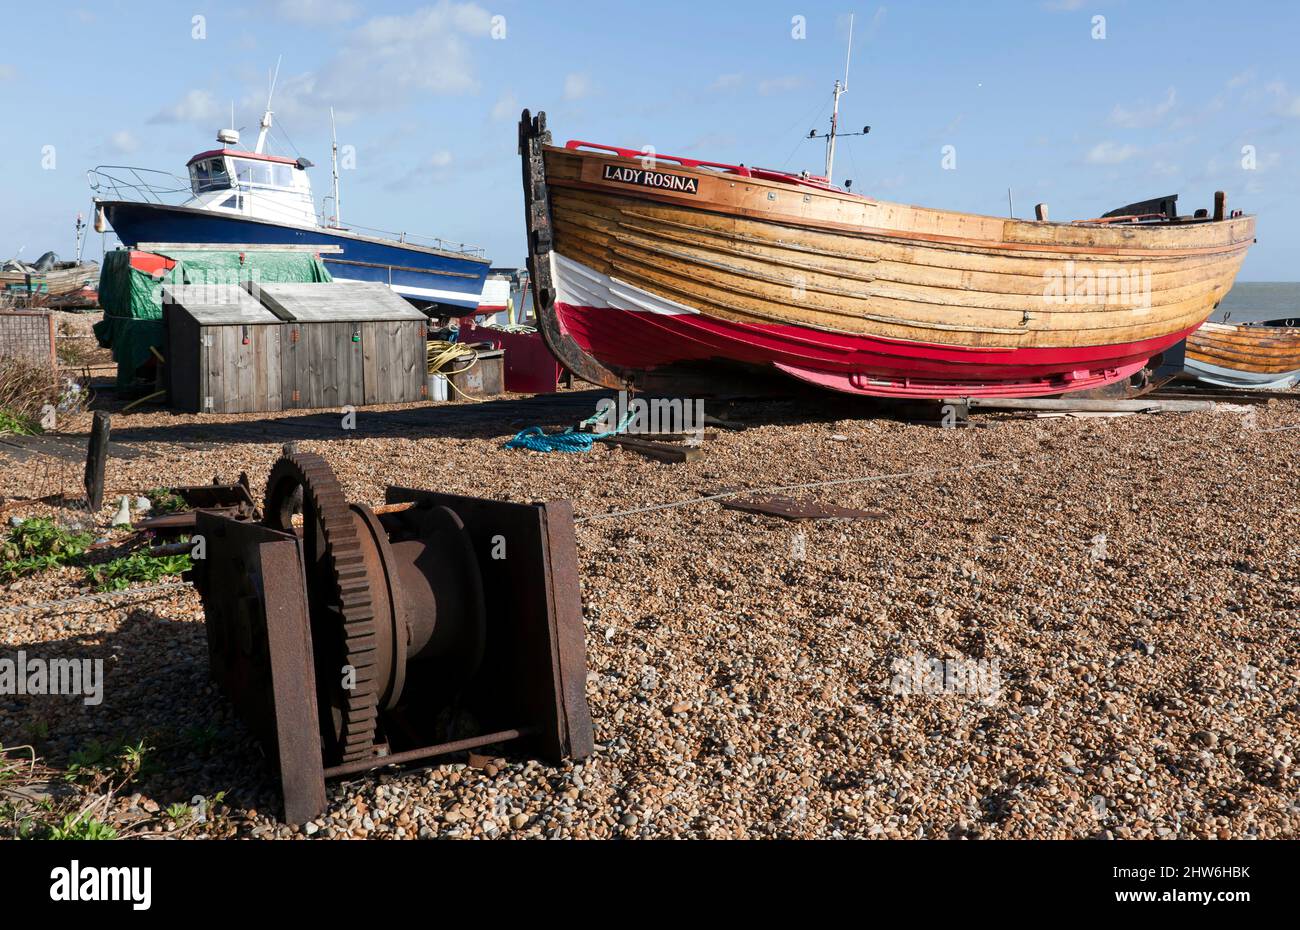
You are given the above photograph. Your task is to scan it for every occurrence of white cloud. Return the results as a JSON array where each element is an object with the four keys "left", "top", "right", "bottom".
[
  {"left": 388, "top": 149, "right": 456, "bottom": 189},
  {"left": 563, "top": 73, "right": 594, "bottom": 101},
  {"left": 108, "top": 130, "right": 139, "bottom": 154},
  {"left": 149, "top": 89, "right": 224, "bottom": 125},
  {"left": 709, "top": 73, "right": 745, "bottom": 93},
  {"left": 1086, "top": 142, "right": 1139, "bottom": 165},
  {"left": 148, "top": 3, "right": 493, "bottom": 133},
  {"left": 491, "top": 90, "right": 518, "bottom": 121},
  {"left": 1110, "top": 87, "right": 1176, "bottom": 128},
  {"left": 1265, "top": 81, "right": 1300, "bottom": 118},
  {"left": 304, "top": 2, "right": 494, "bottom": 115},
  {"left": 758, "top": 76, "right": 807, "bottom": 96},
  {"left": 275, "top": 0, "right": 361, "bottom": 23}
]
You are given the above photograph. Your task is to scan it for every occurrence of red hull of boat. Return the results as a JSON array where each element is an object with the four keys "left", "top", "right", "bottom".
[{"left": 555, "top": 302, "right": 1194, "bottom": 398}]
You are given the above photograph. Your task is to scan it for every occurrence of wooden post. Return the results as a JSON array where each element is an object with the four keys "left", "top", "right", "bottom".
[
  {"left": 46, "top": 312, "right": 57, "bottom": 372},
  {"left": 84, "top": 411, "right": 110, "bottom": 512},
  {"left": 1034, "top": 203, "right": 1049, "bottom": 222},
  {"left": 1214, "top": 191, "right": 1226, "bottom": 222}
]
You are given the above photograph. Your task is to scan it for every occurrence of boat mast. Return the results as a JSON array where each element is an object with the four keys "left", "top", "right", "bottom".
[
  {"left": 330, "top": 106, "right": 341, "bottom": 227},
  {"left": 74, "top": 212, "right": 86, "bottom": 263},
  {"left": 825, "top": 14, "right": 854, "bottom": 184},
  {"left": 809, "top": 15, "right": 868, "bottom": 186},
  {"left": 255, "top": 57, "right": 282, "bottom": 155}
]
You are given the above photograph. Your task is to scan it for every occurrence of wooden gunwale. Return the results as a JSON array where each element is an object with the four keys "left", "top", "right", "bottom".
[
  {"left": 552, "top": 145, "right": 1256, "bottom": 243},
  {"left": 553, "top": 192, "right": 1244, "bottom": 278},
  {"left": 544, "top": 154, "right": 1255, "bottom": 259}
]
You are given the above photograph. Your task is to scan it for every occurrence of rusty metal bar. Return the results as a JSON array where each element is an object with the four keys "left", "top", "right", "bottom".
[{"left": 322, "top": 728, "right": 534, "bottom": 779}]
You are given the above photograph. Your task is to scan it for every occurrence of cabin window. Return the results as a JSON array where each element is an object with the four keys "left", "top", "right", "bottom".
[
  {"left": 232, "top": 157, "right": 292, "bottom": 189},
  {"left": 190, "top": 158, "right": 231, "bottom": 194},
  {"left": 218, "top": 194, "right": 243, "bottom": 210}
]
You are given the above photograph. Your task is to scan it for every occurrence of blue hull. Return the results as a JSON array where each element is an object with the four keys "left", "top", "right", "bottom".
[{"left": 101, "top": 201, "right": 490, "bottom": 311}]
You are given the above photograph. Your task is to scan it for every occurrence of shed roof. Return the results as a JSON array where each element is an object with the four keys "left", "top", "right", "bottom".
[
  {"left": 250, "top": 281, "right": 429, "bottom": 323},
  {"left": 162, "top": 284, "right": 281, "bottom": 325}
]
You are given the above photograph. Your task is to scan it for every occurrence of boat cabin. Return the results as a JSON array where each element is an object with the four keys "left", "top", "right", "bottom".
[{"left": 184, "top": 131, "right": 317, "bottom": 226}]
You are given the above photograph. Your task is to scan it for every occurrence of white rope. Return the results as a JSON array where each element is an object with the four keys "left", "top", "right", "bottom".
[
  {"left": 575, "top": 460, "right": 1011, "bottom": 524},
  {"left": 0, "top": 581, "right": 192, "bottom": 618}
]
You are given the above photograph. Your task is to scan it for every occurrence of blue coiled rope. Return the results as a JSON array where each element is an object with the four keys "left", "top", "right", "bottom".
[{"left": 504, "top": 411, "right": 634, "bottom": 453}]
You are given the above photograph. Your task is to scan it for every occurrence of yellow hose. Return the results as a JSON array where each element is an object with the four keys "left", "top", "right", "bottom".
[
  {"left": 426, "top": 340, "right": 482, "bottom": 402},
  {"left": 122, "top": 389, "right": 165, "bottom": 412}
]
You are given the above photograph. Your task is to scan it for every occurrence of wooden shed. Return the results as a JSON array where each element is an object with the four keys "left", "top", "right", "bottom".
[
  {"left": 254, "top": 282, "right": 428, "bottom": 409},
  {"left": 163, "top": 285, "right": 283, "bottom": 414}
]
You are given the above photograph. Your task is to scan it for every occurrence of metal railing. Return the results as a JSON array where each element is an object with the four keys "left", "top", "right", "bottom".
[
  {"left": 329, "top": 219, "right": 486, "bottom": 257},
  {"left": 87, "top": 165, "right": 487, "bottom": 258},
  {"left": 87, "top": 165, "right": 192, "bottom": 204}
]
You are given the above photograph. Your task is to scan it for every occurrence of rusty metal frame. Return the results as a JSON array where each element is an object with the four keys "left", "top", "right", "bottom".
[
  {"left": 194, "top": 483, "right": 594, "bottom": 824},
  {"left": 385, "top": 488, "right": 594, "bottom": 763},
  {"left": 193, "top": 513, "right": 326, "bottom": 823}
]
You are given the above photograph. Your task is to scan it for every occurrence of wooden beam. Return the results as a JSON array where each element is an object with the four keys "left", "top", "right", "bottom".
[
  {"left": 596, "top": 435, "right": 703, "bottom": 462},
  {"left": 83, "top": 411, "right": 110, "bottom": 512},
  {"left": 953, "top": 396, "right": 1219, "bottom": 414}
]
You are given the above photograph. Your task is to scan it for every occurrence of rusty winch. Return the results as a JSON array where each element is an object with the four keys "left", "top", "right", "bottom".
[{"left": 190, "top": 451, "right": 593, "bottom": 823}]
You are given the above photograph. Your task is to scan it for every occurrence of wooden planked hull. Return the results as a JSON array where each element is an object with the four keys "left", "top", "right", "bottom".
[
  {"left": 1184, "top": 319, "right": 1300, "bottom": 389},
  {"left": 0, "top": 263, "right": 99, "bottom": 298},
  {"left": 519, "top": 111, "right": 1255, "bottom": 398}
]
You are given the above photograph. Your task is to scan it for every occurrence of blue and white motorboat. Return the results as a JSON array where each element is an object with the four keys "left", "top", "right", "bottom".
[{"left": 89, "top": 100, "right": 490, "bottom": 314}]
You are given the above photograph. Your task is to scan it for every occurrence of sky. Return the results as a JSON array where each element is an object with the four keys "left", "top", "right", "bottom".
[{"left": 1, "top": 0, "right": 1298, "bottom": 278}]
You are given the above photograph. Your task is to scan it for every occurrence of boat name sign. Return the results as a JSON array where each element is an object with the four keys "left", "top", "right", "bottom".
[{"left": 602, "top": 164, "right": 700, "bottom": 195}]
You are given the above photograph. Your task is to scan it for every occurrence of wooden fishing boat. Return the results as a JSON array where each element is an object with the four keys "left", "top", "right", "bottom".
[
  {"left": 1184, "top": 317, "right": 1300, "bottom": 390},
  {"left": 518, "top": 112, "right": 1255, "bottom": 398},
  {"left": 0, "top": 261, "right": 99, "bottom": 299}
]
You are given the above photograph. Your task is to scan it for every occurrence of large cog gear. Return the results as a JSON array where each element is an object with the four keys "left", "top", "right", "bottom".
[{"left": 263, "top": 452, "right": 379, "bottom": 764}]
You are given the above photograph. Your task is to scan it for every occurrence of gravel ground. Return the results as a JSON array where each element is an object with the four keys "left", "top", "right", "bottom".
[{"left": 1, "top": 390, "right": 1298, "bottom": 839}]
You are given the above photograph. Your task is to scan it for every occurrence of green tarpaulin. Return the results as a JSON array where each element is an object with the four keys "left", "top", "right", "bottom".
[{"left": 93, "top": 248, "right": 332, "bottom": 388}]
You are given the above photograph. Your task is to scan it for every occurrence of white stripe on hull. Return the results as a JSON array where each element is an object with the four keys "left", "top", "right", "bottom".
[
  {"left": 1184, "top": 356, "right": 1300, "bottom": 390},
  {"left": 332, "top": 275, "right": 480, "bottom": 306},
  {"left": 552, "top": 253, "right": 699, "bottom": 315}
]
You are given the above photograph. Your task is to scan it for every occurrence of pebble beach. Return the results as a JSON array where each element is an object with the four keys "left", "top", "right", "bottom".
[{"left": 2, "top": 392, "right": 1298, "bottom": 839}]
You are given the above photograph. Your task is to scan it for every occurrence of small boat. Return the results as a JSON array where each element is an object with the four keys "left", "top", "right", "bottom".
[
  {"left": 89, "top": 79, "right": 490, "bottom": 315},
  {"left": 1, "top": 254, "right": 99, "bottom": 299},
  {"left": 1184, "top": 317, "right": 1300, "bottom": 390}
]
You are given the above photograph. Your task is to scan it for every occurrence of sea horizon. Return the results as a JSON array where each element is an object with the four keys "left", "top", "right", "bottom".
[{"left": 1211, "top": 281, "right": 1299, "bottom": 323}]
